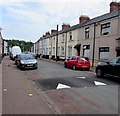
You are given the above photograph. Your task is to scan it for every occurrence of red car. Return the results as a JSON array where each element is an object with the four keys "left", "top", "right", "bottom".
[{"left": 64, "top": 56, "right": 90, "bottom": 70}]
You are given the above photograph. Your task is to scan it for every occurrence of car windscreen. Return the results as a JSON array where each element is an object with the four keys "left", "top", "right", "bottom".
[
  {"left": 78, "top": 57, "right": 89, "bottom": 61},
  {"left": 21, "top": 54, "right": 34, "bottom": 60}
]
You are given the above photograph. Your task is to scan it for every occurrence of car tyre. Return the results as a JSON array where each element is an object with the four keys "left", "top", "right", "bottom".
[
  {"left": 96, "top": 68, "right": 104, "bottom": 78},
  {"left": 73, "top": 65, "right": 76, "bottom": 70}
]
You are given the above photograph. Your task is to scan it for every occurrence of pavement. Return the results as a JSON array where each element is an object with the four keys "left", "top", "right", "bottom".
[
  {"left": 2, "top": 56, "right": 57, "bottom": 114},
  {"left": 40, "top": 58, "right": 96, "bottom": 72}
]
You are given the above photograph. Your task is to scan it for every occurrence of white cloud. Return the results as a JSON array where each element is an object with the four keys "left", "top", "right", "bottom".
[{"left": 1, "top": 0, "right": 114, "bottom": 42}]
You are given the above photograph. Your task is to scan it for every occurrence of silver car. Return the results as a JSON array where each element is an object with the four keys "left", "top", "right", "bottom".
[{"left": 16, "top": 54, "right": 38, "bottom": 70}]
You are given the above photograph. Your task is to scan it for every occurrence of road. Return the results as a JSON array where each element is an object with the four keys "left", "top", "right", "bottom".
[{"left": 2, "top": 56, "right": 119, "bottom": 114}]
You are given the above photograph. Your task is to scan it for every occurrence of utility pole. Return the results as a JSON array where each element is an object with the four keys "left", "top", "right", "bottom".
[
  {"left": 92, "top": 22, "right": 96, "bottom": 67},
  {"left": 65, "top": 32, "right": 67, "bottom": 60},
  {"left": 56, "top": 25, "right": 58, "bottom": 62}
]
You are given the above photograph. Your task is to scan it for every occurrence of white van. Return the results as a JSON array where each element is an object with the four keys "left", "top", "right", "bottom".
[{"left": 10, "top": 46, "right": 21, "bottom": 60}]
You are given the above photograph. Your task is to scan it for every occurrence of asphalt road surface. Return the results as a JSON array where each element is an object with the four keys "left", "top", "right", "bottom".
[{"left": 2, "top": 57, "right": 120, "bottom": 114}]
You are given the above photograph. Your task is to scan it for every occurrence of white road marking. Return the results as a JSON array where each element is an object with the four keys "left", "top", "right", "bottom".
[
  {"left": 76, "top": 77, "right": 86, "bottom": 79},
  {"left": 56, "top": 83, "right": 71, "bottom": 89},
  {"left": 94, "top": 81, "right": 107, "bottom": 86},
  {"left": 28, "top": 93, "right": 33, "bottom": 97}
]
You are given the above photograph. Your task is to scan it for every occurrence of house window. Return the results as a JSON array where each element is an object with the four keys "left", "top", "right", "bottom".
[
  {"left": 46, "top": 48, "right": 48, "bottom": 55},
  {"left": 49, "top": 47, "right": 51, "bottom": 55},
  {"left": 62, "top": 34, "right": 65, "bottom": 43},
  {"left": 83, "top": 45, "right": 90, "bottom": 57},
  {"left": 49, "top": 39, "right": 51, "bottom": 45},
  {"left": 101, "top": 23, "right": 110, "bottom": 35},
  {"left": 68, "top": 45, "right": 72, "bottom": 57},
  {"left": 99, "top": 47, "right": 109, "bottom": 59},
  {"left": 58, "top": 47, "right": 60, "bottom": 56},
  {"left": 53, "top": 38, "right": 55, "bottom": 43},
  {"left": 61, "top": 46, "right": 64, "bottom": 56},
  {"left": 69, "top": 32, "right": 73, "bottom": 41},
  {"left": 53, "top": 47, "right": 55, "bottom": 55},
  {"left": 85, "top": 27, "right": 89, "bottom": 39}
]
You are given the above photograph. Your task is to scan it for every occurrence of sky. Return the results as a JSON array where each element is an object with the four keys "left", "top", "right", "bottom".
[{"left": 0, "top": 0, "right": 117, "bottom": 43}]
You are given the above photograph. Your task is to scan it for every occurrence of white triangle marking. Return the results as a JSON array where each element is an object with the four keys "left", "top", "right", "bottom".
[
  {"left": 94, "top": 81, "right": 107, "bottom": 86},
  {"left": 56, "top": 83, "right": 71, "bottom": 89},
  {"left": 76, "top": 77, "right": 86, "bottom": 79}
]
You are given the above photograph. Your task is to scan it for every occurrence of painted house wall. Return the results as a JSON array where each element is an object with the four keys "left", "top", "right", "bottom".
[
  {"left": 0, "top": 30, "right": 3, "bottom": 59},
  {"left": 78, "top": 15, "right": 120, "bottom": 66}
]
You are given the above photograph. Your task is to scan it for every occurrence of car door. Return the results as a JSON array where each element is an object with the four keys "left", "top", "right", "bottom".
[
  {"left": 70, "top": 56, "right": 76, "bottom": 67},
  {"left": 114, "top": 57, "right": 120, "bottom": 77},
  {"left": 107, "top": 57, "right": 118, "bottom": 76}
]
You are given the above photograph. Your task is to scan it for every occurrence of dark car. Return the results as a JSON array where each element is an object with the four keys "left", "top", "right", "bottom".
[
  {"left": 16, "top": 54, "right": 38, "bottom": 70},
  {"left": 96, "top": 57, "right": 120, "bottom": 78},
  {"left": 64, "top": 56, "right": 90, "bottom": 70}
]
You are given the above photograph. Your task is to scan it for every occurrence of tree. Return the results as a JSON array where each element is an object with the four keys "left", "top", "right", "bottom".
[{"left": 7, "top": 39, "right": 33, "bottom": 52}]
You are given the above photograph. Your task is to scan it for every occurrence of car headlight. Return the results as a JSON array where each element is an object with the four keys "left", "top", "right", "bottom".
[
  {"left": 21, "top": 60, "right": 25, "bottom": 64},
  {"left": 34, "top": 59, "right": 37, "bottom": 63},
  {"left": 97, "top": 62, "right": 101, "bottom": 65}
]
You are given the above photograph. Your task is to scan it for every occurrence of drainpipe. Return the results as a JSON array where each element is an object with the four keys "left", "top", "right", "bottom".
[
  {"left": 65, "top": 32, "right": 67, "bottom": 60},
  {"left": 56, "top": 25, "right": 58, "bottom": 62},
  {"left": 118, "top": 1, "right": 120, "bottom": 37},
  {"left": 92, "top": 22, "right": 96, "bottom": 67}
]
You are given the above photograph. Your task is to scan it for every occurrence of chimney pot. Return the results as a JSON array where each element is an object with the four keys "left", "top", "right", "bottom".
[
  {"left": 110, "top": 2, "right": 120, "bottom": 12},
  {"left": 51, "top": 29, "right": 57, "bottom": 34},
  {"left": 62, "top": 23, "right": 70, "bottom": 30},
  {"left": 79, "top": 15, "right": 90, "bottom": 24}
]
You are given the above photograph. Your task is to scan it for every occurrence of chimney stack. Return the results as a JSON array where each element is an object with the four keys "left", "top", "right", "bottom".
[
  {"left": 62, "top": 23, "right": 70, "bottom": 30},
  {"left": 79, "top": 15, "right": 90, "bottom": 24},
  {"left": 110, "top": 1, "right": 120, "bottom": 12},
  {"left": 46, "top": 31, "right": 50, "bottom": 37},
  {"left": 51, "top": 29, "right": 57, "bottom": 34}
]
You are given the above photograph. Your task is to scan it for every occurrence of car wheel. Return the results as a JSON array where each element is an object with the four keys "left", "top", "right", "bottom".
[
  {"left": 64, "top": 63, "right": 67, "bottom": 68},
  {"left": 86, "top": 68, "right": 90, "bottom": 71},
  {"left": 96, "top": 68, "right": 104, "bottom": 78},
  {"left": 73, "top": 65, "right": 76, "bottom": 70},
  {"left": 34, "top": 66, "right": 38, "bottom": 69}
]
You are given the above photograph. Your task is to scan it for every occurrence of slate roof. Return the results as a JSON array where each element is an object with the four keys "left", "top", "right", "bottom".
[{"left": 40, "top": 9, "right": 120, "bottom": 40}]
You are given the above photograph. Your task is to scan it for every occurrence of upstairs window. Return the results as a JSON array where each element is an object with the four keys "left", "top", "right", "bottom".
[
  {"left": 53, "top": 38, "right": 55, "bottom": 43},
  {"left": 101, "top": 23, "right": 110, "bottom": 35},
  {"left": 69, "top": 32, "right": 73, "bottom": 41},
  {"left": 68, "top": 45, "right": 72, "bottom": 57},
  {"left": 85, "top": 27, "right": 89, "bottom": 39},
  {"left": 61, "top": 46, "right": 64, "bottom": 56},
  {"left": 62, "top": 34, "right": 65, "bottom": 43}
]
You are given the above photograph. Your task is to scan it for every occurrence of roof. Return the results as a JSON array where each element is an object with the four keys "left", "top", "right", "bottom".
[
  {"left": 58, "top": 9, "right": 119, "bottom": 35},
  {"left": 38, "top": 9, "right": 120, "bottom": 41}
]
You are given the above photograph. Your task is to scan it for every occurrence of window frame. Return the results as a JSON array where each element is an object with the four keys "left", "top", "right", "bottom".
[
  {"left": 69, "top": 31, "right": 73, "bottom": 41},
  {"left": 101, "top": 22, "right": 110, "bottom": 36},
  {"left": 85, "top": 27, "right": 89, "bottom": 39},
  {"left": 99, "top": 47, "right": 109, "bottom": 59}
]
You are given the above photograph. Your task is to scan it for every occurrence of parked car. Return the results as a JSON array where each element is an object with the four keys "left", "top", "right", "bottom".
[
  {"left": 16, "top": 54, "right": 38, "bottom": 70},
  {"left": 64, "top": 56, "right": 90, "bottom": 70},
  {"left": 96, "top": 57, "right": 120, "bottom": 78},
  {"left": 29, "top": 52, "right": 37, "bottom": 59}
]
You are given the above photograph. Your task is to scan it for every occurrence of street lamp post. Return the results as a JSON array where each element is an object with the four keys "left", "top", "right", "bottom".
[
  {"left": 56, "top": 25, "right": 58, "bottom": 62},
  {"left": 92, "top": 22, "right": 96, "bottom": 67}
]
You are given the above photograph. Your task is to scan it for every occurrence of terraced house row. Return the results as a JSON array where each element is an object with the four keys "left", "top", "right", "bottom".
[
  {"left": 0, "top": 28, "right": 3, "bottom": 62},
  {"left": 32, "top": 1, "right": 120, "bottom": 66},
  {"left": 0, "top": 28, "right": 9, "bottom": 63}
]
